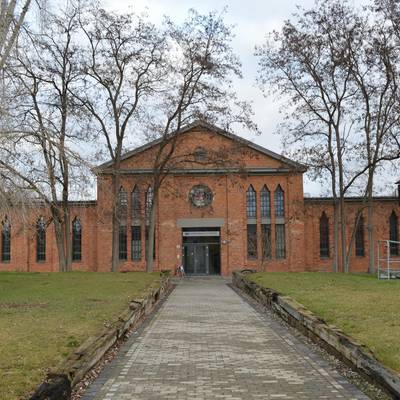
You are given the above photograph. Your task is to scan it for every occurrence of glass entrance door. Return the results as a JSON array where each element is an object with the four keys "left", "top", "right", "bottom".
[
  {"left": 183, "top": 244, "right": 209, "bottom": 275},
  {"left": 182, "top": 228, "right": 221, "bottom": 275}
]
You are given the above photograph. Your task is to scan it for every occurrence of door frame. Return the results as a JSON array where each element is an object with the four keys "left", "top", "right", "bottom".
[{"left": 182, "top": 228, "right": 221, "bottom": 275}]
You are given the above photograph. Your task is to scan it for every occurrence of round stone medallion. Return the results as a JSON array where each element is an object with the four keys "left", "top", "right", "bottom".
[{"left": 189, "top": 185, "right": 213, "bottom": 207}]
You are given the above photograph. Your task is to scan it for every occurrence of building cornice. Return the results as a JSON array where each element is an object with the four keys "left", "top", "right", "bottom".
[{"left": 98, "top": 167, "right": 300, "bottom": 176}]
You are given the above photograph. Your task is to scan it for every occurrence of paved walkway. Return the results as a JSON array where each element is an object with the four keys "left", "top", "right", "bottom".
[{"left": 82, "top": 277, "right": 369, "bottom": 400}]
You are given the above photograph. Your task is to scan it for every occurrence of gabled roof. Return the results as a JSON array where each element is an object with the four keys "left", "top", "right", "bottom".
[{"left": 96, "top": 120, "right": 307, "bottom": 172}]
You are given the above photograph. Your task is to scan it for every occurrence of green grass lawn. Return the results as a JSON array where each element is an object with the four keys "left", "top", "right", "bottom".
[
  {"left": 248, "top": 272, "right": 400, "bottom": 374},
  {"left": 0, "top": 272, "right": 162, "bottom": 400}
]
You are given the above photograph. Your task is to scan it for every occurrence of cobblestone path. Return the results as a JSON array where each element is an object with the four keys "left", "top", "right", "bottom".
[{"left": 82, "top": 277, "right": 369, "bottom": 400}]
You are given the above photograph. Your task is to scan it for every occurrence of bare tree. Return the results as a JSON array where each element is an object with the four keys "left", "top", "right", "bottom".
[
  {"left": 143, "top": 10, "right": 257, "bottom": 272},
  {"left": 256, "top": 1, "right": 360, "bottom": 272},
  {"left": 0, "top": 0, "right": 48, "bottom": 216},
  {"left": 0, "top": 3, "right": 87, "bottom": 271},
  {"left": 344, "top": 8, "right": 400, "bottom": 272},
  {"left": 74, "top": 5, "right": 166, "bottom": 272},
  {"left": 0, "top": 0, "right": 33, "bottom": 72},
  {"left": 256, "top": 0, "right": 400, "bottom": 273},
  {"left": 375, "top": 0, "right": 400, "bottom": 42}
]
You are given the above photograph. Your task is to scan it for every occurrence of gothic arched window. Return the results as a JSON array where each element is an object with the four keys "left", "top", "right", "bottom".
[
  {"left": 117, "top": 186, "right": 128, "bottom": 223},
  {"left": 274, "top": 185, "right": 285, "bottom": 218},
  {"left": 131, "top": 185, "right": 142, "bottom": 261},
  {"left": 117, "top": 187, "right": 128, "bottom": 260},
  {"left": 145, "top": 185, "right": 154, "bottom": 225},
  {"left": 1, "top": 216, "right": 11, "bottom": 262},
  {"left": 246, "top": 185, "right": 256, "bottom": 219},
  {"left": 132, "top": 185, "right": 141, "bottom": 221},
  {"left": 132, "top": 225, "right": 141, "bottom": 261},
  {"left": 37, "top": 217, "right": 46, "bottom": 262},
  {"left": 119, "top": 225, "right": 128, "bottom": 260},
  {"left": 261, "top": 224, "right": 271, "bottom": 260},
  {"left": 355, "top": 214, "right": 365, "bottom": 257},
  {"left": 275, "top": 224, "right": 286, "bottom": 259},
  {"left": 247, "top": 224, "right": 257, "bottom": 259},
  {"left": 274, "top": 185, "right": 285, "bottom": 258},
  {"left": 260, "top": 185, "right": 271, "bottom": 260},
  {"left": 389, "top": 211, "right": 399, "bottom": 256},
  {"left": 72, "top": 217, "right": 82, "bottom": 261},
  {"left": 319, "top": 212, "right": 329, "bottom": 258},
  {"left": 261, "top": 185, "right": 271, "bottom": 218}
]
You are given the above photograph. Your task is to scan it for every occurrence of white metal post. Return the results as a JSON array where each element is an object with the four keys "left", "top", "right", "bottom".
[
  {"left": 386, "top": 240, "right": 390, "bottom": 280},
  {"left": 378, "top": 240, "right": 381, "bottom": 279}
]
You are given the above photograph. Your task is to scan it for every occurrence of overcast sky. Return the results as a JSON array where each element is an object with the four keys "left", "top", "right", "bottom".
[{"left": 103, "top": 0, "right": 318, "bottom": 152}]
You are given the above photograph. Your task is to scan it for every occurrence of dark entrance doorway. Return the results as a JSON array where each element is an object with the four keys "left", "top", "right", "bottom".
[{"left": 182, "top": 228, "right": 221, "bottom": 275}]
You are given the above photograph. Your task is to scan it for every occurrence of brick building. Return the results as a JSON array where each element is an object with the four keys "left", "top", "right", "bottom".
[{"left": 1, "top": 122, "right": 399, "bottom": 275}]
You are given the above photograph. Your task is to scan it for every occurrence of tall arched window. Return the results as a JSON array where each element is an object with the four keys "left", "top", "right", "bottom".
[
  {"left": 119, "top": 225, "right": 128, "bottom": 260},
  {"left": 261, "top": 224, "right": 271, "bottom": 260},
  {"left": 117, "top": 187, "right": 128, "bottom": 222},
  {"left": 1, "top": 216, "right": 11, "bottom": 262},
  {"left": 260, "top": 185, "right": 270, "bottom": 218},
  {"left": 275, "top": 224, "right": 286, "bottom": 259},
  {"left": 246, "top": 185, "right": 257, "bottom": 258},
  {"left": 246, "top": 185, "right": 256, "bottom": 218},
  {"left": 131, "top": 185, "right": 142, "bottom": 261},
  {"left": 145, "top": 185, "right": 154, "bottom": 225},
  {"left": 72, "top": 217, "right": 82, "bottom": 261},
  {"left": 132, "top": 185, "right": 141, "bottom": 221},
  {"left": 247, "top": 224, "right": 257, "bottom": 259},
  {"left": 319, "top": 212, "right": 329, "bottom": 258},
  {"left": 36, "top": 217, "right": 46, "bottom": 262},
  {"left": 132, "top": 225, "right": 141, "bottom": 261},
  {"left": 355, "top": 214, "right": 365, "bottom": 257},
  {"left": 274, "top": 185, "right": 285, "bottom": 218},
  {"left": 261, "top": 186, "right": 271, "bottom": 260},
  {"left": 389, "top": 211, "right": 399, "bottom": 256},
  {"left": 274, "top": 185, "right": 285, "bottom": 258}
]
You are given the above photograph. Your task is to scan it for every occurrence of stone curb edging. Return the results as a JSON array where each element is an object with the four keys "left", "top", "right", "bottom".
[
  {"left": 29, "top": 275, "right": 172, "bottom": 400},
  {"left": 232, "top": 272, "right": 400, "bottom": 400}
]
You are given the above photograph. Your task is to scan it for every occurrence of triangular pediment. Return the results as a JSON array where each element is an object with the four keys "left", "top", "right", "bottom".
[{"left": 96, "top": 121, "right": 306, "bottom": 173}]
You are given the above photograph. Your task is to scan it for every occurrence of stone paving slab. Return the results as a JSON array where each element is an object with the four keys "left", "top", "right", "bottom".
[{"left": 81, "top": 277, "right": 369, "bottom": 400}]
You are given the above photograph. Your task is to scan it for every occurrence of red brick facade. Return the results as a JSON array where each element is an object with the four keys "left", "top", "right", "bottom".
[{"left": 1, "top": 123, "right": 399, "bottom": 275}]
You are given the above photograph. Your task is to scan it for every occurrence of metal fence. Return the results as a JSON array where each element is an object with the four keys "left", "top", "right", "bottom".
[{"left": 377, "top": 240, "right": 400, "bottom": 279}]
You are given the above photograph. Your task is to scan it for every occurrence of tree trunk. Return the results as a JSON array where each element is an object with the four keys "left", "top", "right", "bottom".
[
  {"left": 63, "top": 205, "right": 71, "bottom": 271},
  {"left": 328, "top": 125, "right": 338, "bottom": 273},
  {"left": 146, "top": 195, "right": 157, "bottom": 273},
  {"left": 61, "top": 159, "right": 71, "bottom": 270},
  {"left": 111, "top": 212, "right": 119, "bottom": 272},
  {"left": 339, "top": 190, "right": 348, "bottom": 272},
  {"left": 333, "top": 122, "right": 348, "bottom": 273},
  {"left": 111, "top": 172, "right": 120, "bottom": 272},
  {"left": 0, "top": 0, "right": 32, "bottom": 72},
  {"left": 367, "top": 184, "right": 375, "bottom": 274},
  {"left": 333, "top": 200, "right": 339, "bottom": 272},
  {"left": 53, "top": 217, "right": 67, "bottom": 272},
  {"left": 346, "top": 210, "right": 360, "bottom": 272}
]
